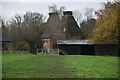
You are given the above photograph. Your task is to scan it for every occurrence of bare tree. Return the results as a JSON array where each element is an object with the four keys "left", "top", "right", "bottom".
[
  {"left": 8, "top": 12, "right": 45, "bottom": 52},
  {"left": 84, "top": 8, "right": 94, "bottom": 20},
  {"left": 73, "top": 10, "right": 82, "bottom": 26},
  {"left": 14, "top": 14, "right": 23, "bottom": 27},
  {"left": 49, "top": 4, "right": 58, "bottom": 13},
  {"left": 73, "top": 10, "right": 82, "bottom": 22},
  {"left": 49, "top": 4, "right": 65, "bottom": 18},
  {"left": 0, "top": 18, "right": 8, "bottom": 34}
]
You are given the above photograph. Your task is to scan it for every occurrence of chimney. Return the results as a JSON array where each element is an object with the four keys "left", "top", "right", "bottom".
[
  {"left": 49, "top": 13, "right": 59, "bottom": 16},
  {"left": 63, "top": 11, "right": 73, "bottom": 16}
]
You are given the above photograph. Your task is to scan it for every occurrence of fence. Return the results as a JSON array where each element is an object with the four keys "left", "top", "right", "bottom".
[{"left": 36, "top": 49, "right": 60, "bottom": 55}]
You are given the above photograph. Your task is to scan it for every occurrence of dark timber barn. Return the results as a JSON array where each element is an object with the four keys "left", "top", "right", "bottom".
[{"left": 57, "top": 40, "right": 118, "bottom": 56}]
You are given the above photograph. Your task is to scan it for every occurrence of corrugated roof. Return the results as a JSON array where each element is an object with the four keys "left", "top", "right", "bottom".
[
  {"left": 0, "top": 32, "right": 12, "bottom": 42},
  {"left": 57, "top": 40, "right": 92, "bottom": 44}
]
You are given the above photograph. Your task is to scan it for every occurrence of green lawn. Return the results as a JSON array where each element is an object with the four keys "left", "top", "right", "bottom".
[{"left": 2, "top": 51, "right": 119, "bottom": 78}]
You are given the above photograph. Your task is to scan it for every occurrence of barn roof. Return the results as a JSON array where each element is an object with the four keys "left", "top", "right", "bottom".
[
  {"left": 60, "top": 11, "right": 83, "bottom": 37},
  {"left": 0, "top": 32, "right": 12, "bottom": 42},
  {"left": 41, "top": 12, "right": 61, "bottom": 39},
  {"left": 57, "top": 40, "right": 92, "bottom": 45},
  {"left": 41, "top": 27, "right": 52, "bottom": 39},
  {"left": 41, "top": 11, "right": 83, "bottom": 39}
]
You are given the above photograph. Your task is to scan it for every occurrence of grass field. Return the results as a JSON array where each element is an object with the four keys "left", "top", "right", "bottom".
[{"left": 2, "top": 51, "right": 119, "bottom": 78}]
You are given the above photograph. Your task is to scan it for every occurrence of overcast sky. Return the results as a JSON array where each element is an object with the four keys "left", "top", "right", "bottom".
[{"left": 0, "top": 0, "right": 112, "bottom": 22}]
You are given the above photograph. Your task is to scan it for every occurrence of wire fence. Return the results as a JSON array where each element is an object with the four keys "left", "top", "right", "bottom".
[{"left": 36, "top": 49, "right": 60, "bottom": 55}]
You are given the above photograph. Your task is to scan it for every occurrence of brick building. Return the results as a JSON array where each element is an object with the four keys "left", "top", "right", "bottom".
[{"left": 41, "top": 11, "right": 83, "bottom": 51}]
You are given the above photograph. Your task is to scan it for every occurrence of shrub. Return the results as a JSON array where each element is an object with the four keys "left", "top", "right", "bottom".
[{"left": 59, "top": 50, "right": 68, "bottom": 55}]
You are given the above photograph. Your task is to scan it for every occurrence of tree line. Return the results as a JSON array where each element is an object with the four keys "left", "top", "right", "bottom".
[{"left": 1, "top": 12, "right": 45, "bottom": 53}]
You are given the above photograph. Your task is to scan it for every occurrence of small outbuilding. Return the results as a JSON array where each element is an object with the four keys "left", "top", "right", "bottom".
[
  {"left": 0, "top": 32, "right": 12, "bottom": 51},
  {"left": 57, "top": 40, "right": 118, "bottom": 56}
]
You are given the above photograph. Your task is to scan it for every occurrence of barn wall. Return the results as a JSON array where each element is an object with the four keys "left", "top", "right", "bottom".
[
  {"left": 59, "top": 45, "right": 81, "bottom": 55},
  {"left": 58, "top": 44, "right": 118, "bottom": 56},
  {"left": 95, "top": 44, "right": 118, "bottom": 56},
  {"left": 80, "top": 45, "right": 95, "bottom": 55}
]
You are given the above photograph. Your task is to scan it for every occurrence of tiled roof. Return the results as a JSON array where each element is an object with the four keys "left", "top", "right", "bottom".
[
  {"left": 41, "top": 11, "right": 83, "bottom": 39},
  {"left": 41, "top": 28, "right": 52, "bottom": 39}
]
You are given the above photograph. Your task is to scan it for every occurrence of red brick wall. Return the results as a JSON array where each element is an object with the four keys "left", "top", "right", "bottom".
[{"left": 42, "top": 38, "right": 53, "bottom": 49}]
